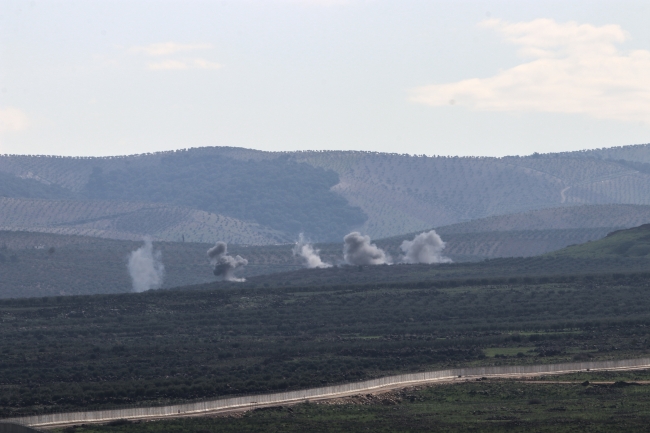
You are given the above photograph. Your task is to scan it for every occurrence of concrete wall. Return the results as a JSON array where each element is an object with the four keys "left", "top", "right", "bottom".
[{"left": 7, "top": 357, "right": 650, "bottom": 427}]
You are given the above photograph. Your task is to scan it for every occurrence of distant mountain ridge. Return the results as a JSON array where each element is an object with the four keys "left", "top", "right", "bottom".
[{"left": 3, "top": 143, "right": 650, "bottom": 240}]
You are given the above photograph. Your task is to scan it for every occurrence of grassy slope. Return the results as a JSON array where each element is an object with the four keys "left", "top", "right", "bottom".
[{"left": 550, "top": 224, "right": 650, "bottom": 259}]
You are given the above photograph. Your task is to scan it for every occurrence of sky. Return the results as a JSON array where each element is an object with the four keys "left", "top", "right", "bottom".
[{"left": 1, "top": 0, "right": 650, "bottom": 157}]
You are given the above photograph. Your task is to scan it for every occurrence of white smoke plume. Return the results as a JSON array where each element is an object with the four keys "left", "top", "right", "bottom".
[
  {"left": 343, "top": 232, "right": 391, "bottom": 265},
  {"left": 400, "top": 230, "right": 452, "bottom": 264},
  {"left": 293, "top": 234, "right": 332, "bottom": 269},
  {"left": 127, "top": 238, "right": 165, "bottom": 292},
  {"left": 207, "top": 241, "right": 248, "bottom": 282}
]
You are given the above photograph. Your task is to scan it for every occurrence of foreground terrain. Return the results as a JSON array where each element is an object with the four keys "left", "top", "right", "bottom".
[
  {"left": 2, "top": 271, "right": 650, "bottom": 418},
  {"left": 52, "top": 371, "right": 650, "bottom": 433}
]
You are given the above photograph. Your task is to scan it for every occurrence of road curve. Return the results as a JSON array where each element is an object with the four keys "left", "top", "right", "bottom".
[{"left": 8, "top": 357, "right": 650, "bottom": 429}]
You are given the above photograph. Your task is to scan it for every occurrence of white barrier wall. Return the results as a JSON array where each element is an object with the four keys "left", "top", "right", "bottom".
[{"left": 7, "top": 357, "right": 650, "bottom": 427}]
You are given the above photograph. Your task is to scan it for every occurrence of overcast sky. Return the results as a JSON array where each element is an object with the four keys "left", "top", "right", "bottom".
[{"left": 2, "top": 0, "right": 650, "bottom": 157}]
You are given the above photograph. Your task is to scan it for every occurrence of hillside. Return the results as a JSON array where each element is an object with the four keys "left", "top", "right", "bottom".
[
  {"left": 0, "top": 197, "right": 289, "bottom": 244},
  {"left": 4, "top": 145, "right": 650, "bottom": 240},
  {"left": 550, "top": 224, "right": 650, "bottom": 259},
  {"left": 0, "top": 150, "right": 366, "bottom": 242},
  {"left": 295, "top": 149, "right": 650, "bottom": 237},
  {"left": 432, "top": 228, "right": 616, "bottom": 260},
  {"left": 434, "top": 204, "right": 650, "bottom": 234},
  {"left": 0, "top": 225, "right": 643, "bottom": 299},
  {"left": 0, "top": 231, "right": 310, "bottom": 299}
]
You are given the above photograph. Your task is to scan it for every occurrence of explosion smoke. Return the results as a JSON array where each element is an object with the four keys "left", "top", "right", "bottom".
[
  {"left": 343, "top": 232, "right": 391, "bottom": 265},
  {"left": 207, "top": 241, "right": 248, "bottom": 282},
  {"left": 293, "top": 234, "right": 332, "bottom": 268},
  {"left": 127, "top": 238, "right": 165, "bottom": 292},
  {"left": 400, "top": 230, "right": 452, "bottom": 264}
]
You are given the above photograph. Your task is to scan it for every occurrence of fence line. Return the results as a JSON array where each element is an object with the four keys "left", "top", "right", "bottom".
[{"left": 8, "top": 357, "right": 650, "bottom": 427}]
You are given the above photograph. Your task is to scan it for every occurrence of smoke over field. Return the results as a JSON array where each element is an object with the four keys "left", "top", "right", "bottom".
[
  {"left": 127, "top": 238, "right": 165, "bottom": 292},
  {"left": 293, "top": 234, "right": 332, "bottom": 268},
  {"left": 400, "top": 230, "right": 452, "bottom": 264},
  {"left": 343, "top": 232, "right": 391, "bottom": 265},
  {"left": 207, "top": 242, "right": 248, "bottom": 282}
]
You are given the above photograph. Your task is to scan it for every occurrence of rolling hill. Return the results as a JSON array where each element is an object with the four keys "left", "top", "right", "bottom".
[
  {"left": 0, "top": 231, "right": 305, "bottom": 299},
  {"left": 434, "top": 204, "right": 650, "bottom": 234},
  {"left": 0, "top": 197, "right": 289, "bottom": 244},
  {"left": 549, "top": 223, "right": 650, "bottom": 259},
  {"left": 4, "top": 144, "right": 650, "bottom": 241},
  {"left": 0, "top": 223, "right": 642, "bottom": 299}
]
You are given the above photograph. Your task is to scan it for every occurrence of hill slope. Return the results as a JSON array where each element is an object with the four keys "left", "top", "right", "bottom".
[
  {"left": 0, "top": 198, "right": 289, "bottom": 244},
  {"left": 0, "top": 224, "right": 638, "bottom": 299},
  {"left": 0, "top": 231, "right": 308, "bottom": 298},
  {"left": 434, "top": 204, "right": 650, "bottom": 234},
  {"left": 550, "top": 224, "right": 650, "bottom": 259},
  {"left": 4, "top": 145, "right": 650, "bottom": 240}
]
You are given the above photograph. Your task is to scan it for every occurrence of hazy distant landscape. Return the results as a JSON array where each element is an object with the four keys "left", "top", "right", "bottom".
[
  {"left": 5, "top": 144, "right": 650, "bottom": 243},
  {"left": 5, "top": 1, "right": 650, "bottom": 430},
  {"left": 5, "top": 147, "right": 650, "bottom": 424}
]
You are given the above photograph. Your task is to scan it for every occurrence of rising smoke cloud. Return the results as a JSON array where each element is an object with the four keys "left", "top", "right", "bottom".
[
  {"left": 207, "top": 241, "right": 248, "bottom": 282},
  {"left": 127, "top": 238, "right": 165, "bottom": 292},
  {"left": 400, "top": 230, "right": 452, "bottom": 264},
  {"left": 293, "top": 234, "right": 332, "bottom": 269},
  {"left": 343, "top": 232, "right": 391, "bottom": 265}
]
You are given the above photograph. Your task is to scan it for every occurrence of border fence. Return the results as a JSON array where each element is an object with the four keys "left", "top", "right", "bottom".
[{"left": 7, "top": 357, "right": 650, "bottom": 428}]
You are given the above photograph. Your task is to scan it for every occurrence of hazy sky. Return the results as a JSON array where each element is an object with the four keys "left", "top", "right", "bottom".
[{"left": 2, "top": 0, "right": 650, "bottom": 157}]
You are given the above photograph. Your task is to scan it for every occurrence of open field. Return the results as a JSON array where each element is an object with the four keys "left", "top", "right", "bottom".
[{"left": 2, "top": 272, "right": 650, "bottom": 418}]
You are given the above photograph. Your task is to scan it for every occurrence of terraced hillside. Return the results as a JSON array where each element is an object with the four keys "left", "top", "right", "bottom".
[
  {"left": 3, "top": 145, "right": 650, "bottom": 240},
  {"left": 0, "top": 198, "right": 289, "bottom": 244},
  {"left": 296, "top": 150, "right": 650, "bottom": 237}
]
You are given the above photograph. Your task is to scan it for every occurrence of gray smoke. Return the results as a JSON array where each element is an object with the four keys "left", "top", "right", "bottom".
[
  {"left": 400, "top": 230, "right": 452, "bottom": 264},
  {"left": 293, "top": 234, "right": 332, "bottom": 269},
  {"left": 343, "top": 232, "right": 391, "bottom": 265},
  {"left": 127, "top": 238, "right": 165, "bottom": 292},
  {"left": 207, "top": 241, "right": 248, "bottom": 282}
]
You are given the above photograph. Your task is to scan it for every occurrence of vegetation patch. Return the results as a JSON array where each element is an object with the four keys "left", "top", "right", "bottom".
[{"left": 2, "top": 274, "right": 650, "bottom": 417}]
